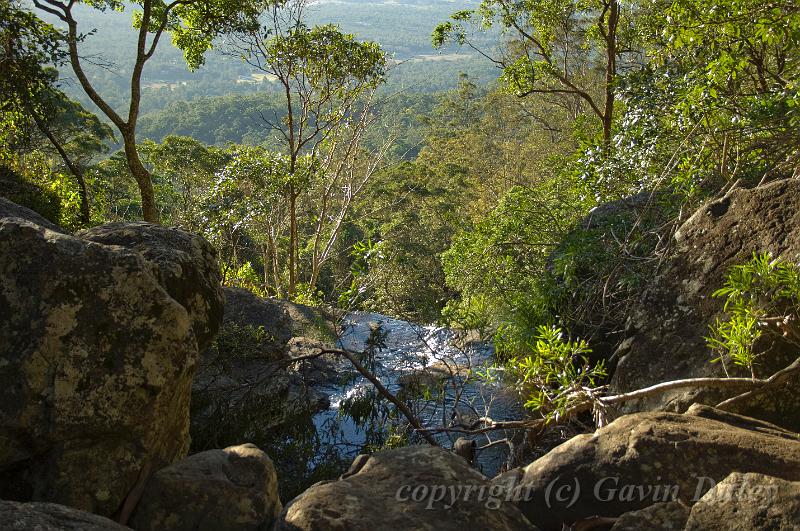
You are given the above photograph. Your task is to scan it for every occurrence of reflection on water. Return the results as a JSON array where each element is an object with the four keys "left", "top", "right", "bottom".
[{"left": 311, "top": 312, "right": 525, "bottom": 477}]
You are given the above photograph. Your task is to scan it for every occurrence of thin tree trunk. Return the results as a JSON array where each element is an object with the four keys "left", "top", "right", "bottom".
[
  {"left": 29, "top": 109, "right": 91, "bottom": 224},
  {"left": 601, "top": 0, "right": 619, "bottom": 147},
  {"left": 288, "top": 184, "right": 297, "bottom": 296},
  {"left": 122, "top": 128, "right": 159, "bottom": 223}
]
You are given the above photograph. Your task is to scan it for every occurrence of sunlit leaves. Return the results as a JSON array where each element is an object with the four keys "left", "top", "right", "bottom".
[
  {"left": 510, "top": 325, "right": 606, "bottom": 418},
  {"left": 707, "top": 252, "right": 800, "bottom": 375}
]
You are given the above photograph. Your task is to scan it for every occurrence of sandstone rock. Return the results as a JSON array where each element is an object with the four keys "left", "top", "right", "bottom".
[
  {"left": 80, "top": 222, "right": 224, "bottom": 351},
  {"left": 611, "top": 179, "right": 800, "bottom": 430},
  {"left": 685, "top": 472, "right": 800, "bottom": 530},
  {"left": 221, "top": 287, "right": 293, "bottom": 355},
  {"left": 498, "top": 408, "right": 800, "bottom": 530},
  {"left": 0, "top": 500, "right": 128, "bottom": 530},
  {"left": 191, "top": 287, "right": 334, "bottom": 454},
  {"left": 0, "top": 215, "right": 199, "bottom": 515},
  {"left": 274, "top": 445, "right": 535, "bottom": 531},
  {"left": 130, "top": 443, "right": 281, "bottom": 531},
  {"left": 610, "top": 501, "right": 690, "bottom": 530}
]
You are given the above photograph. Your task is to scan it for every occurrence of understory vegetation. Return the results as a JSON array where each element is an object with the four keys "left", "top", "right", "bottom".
[{"left": 3, "top": 0, "right": 800, "bottom": 434}]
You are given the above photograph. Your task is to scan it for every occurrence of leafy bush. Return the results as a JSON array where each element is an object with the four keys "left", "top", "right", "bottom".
[
  {"left": 707, "top": 252, "right": 800, "bottom": 378},
  {"left": 0, "top": 165, "right": 61, "bottom": 224},
  {"left": 509, "top": 326, "right": 606, "bottom": 420}
]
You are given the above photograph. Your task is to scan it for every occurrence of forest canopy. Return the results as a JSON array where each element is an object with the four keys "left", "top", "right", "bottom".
[{"left": 3, "top": 0, "right": 799, "bottom": 349}]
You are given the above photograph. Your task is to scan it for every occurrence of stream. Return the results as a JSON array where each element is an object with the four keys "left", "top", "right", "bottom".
[{"left": 310, "top": 311, "right": 526, "bottom": 476}]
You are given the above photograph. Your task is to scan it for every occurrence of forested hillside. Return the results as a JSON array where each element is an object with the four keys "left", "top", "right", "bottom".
[{"left": 3, "top": 0, "right": 800, "bottom": 527}]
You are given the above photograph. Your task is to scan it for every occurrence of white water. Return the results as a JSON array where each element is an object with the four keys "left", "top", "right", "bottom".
[{"left": 312, "top": 311, "right": 524, "bottom": 476}]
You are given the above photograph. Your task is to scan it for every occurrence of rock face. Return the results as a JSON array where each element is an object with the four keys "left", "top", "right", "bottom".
[
  {"left": 130, "top": 443, "right": 282, "bottom": 531},
  {"left": 0, "top": 500, "right": 128, "bottom": 531},
  {"left": 611, "top": 179, "right": 800, "bottom": 430},
  {"left": 219, "top": 287, "right": 293, "bottom": 354},
  {"left": 274, "top": 445, "right": 534, "bottom": 531},
  {"left": 498, "top": 407, "right": 800, "bottom": 530},
  {"left": 685, "top": 472, "right": 800, "bottom": 530},
  {"left": 80, "top": 222, "right": 224, "bottom": 351},
  {"left": 0, "top": 204, "right": 222, "bottom": 516},
  {"left": 191, "top": 291, "right": 331, "bottom": 452},
  {"left": 611, "top": 501, "right": 690, "bottom": 530}
]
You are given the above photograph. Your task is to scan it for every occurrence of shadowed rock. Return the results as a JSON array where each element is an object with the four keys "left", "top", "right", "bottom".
[
  {"left": 0, "top": 500, "right": 129, "bottom": 530},
  {"left": 274, "top": 445, "right": 535, "bottom": 531},
  {"left": 496, "top": 408, "right": 800, "bottom": 530},
  {"left": 685, "top": 472, "right": 800, "bottom": 530},
  {"left": 611, "top": 179, "right": 800, "bottom": 430},
  {"left": 130, "top": 444, "right": 281, "bottom": 531}
]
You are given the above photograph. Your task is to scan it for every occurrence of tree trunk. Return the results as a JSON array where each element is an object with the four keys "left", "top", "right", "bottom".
[
  {"left": 288, "top": 184, "right": 297, "bottom": 296},
  {"left": 602, "top": 0, "right": 619, "bottom": 148},
  {"left": 122, "top": 128, "right": 159, "bottom": 223},
  {"left": 29, "top": 109, "right": 91, "bottom": 225}
]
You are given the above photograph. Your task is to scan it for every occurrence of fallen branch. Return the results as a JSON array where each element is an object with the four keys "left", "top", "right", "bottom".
[
  {"left": 421, "top": 358, "right": 800, "bottom": 437},
  {"left": 715, "top": 356, "right": 800, "bottom": 410}
]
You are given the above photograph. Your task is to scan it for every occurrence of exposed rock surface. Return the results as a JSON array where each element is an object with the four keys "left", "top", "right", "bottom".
[
  {"left": 685, "top": 472, "right": 800, "bottom": 530},
  {"left": 130, "top": 443, "right": 281, "bottom": 531},
  {"left": 496, "top": 407, "right": 800, "bottom": 530},
  {"left": 0, "top": 500, "right": 129, "bottom": 530},
  {"left": 0, "top": 202, "right": 222, "bottom": 516},
  {"left": 611, "top": 179, "right": 800, "bottom": 430},
  {"left": 190, "top": 291, "right": 333, "bottom": 453},
  {"left": 611, "top": 501, "right": 690, "bottom": 530},
  {"left": 221, "top": 287, "right": 293, "bottom": 354},
  {"left": 80, "top": 222, "right": 224, "bottom": 351},
  {"left": 274, "top": 445, "right": 535, "bottom": 531}
]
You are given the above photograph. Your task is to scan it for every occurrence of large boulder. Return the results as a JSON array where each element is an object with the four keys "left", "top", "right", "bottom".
[
  {"left": 0, "top": 500, "right": 128, "bottom": 530},
  {"left": 685, "top": 472, "right": 800, "bottom": 530},
  {"left": 274, "top": 445, "right": 534, "bottom": 531},
  {"left": 130, "top": 443, "right": 282, "bottom": 531},
  {"left": 80, "top": 222, "right": 224, "bottom": 351},
  {"left": 0, "top": 210, "right": 216, "bottom": 515},
  {"left": 496, "top": 407, "right": 800, "bottom": 530},
  {"left": 610, "top": 501, "right": 690, "bottom": 530},
  {"left": 191, "top": 288, "right": 333, "bottom": 453},
  {"left": 611, "top": 179, "right": 800, "bottom": 430},
  {"left": 221, "top": 287, "right": 293, "bottom": 354}
]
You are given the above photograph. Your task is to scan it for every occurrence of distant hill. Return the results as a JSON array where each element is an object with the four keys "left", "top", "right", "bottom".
[{"left": 32, "top": 0, "right": 497, "bottom": 115}]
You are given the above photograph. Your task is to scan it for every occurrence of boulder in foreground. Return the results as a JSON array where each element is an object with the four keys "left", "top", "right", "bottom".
[
  {"left": 274, "top": 445, "right": 534, "bottom": 531},
  {"left": 497, "top": 406, "right": 800, "bottom": 530},
  {"left": 130, "top": 443, "right": 282, "bottom": 531},
  {"left": 0, "top": 500, "right": 128, "bottom": 530}
]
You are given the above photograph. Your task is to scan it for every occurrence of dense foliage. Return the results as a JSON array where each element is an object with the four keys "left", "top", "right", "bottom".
[{"left": 4, "top": 0, "right": 799, "bottom": 424}]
